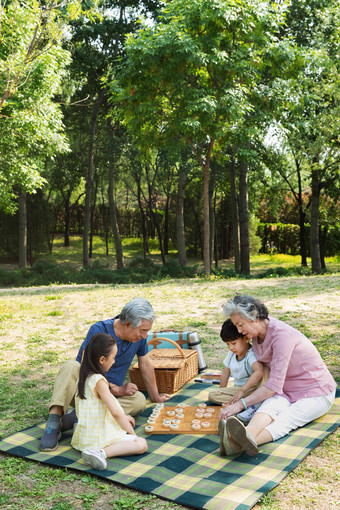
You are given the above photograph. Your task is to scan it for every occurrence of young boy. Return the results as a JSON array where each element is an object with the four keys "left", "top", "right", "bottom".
[{"left": 208, "top": 319, "right": 268, "bottom": 424}]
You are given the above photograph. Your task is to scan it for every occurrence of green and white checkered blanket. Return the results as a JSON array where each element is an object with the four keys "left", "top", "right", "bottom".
[{"left": 0, "top": 383, "right": 339, "bottom": 510}]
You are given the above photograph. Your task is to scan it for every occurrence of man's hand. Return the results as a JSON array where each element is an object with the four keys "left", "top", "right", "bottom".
[
  {"left": 152, "top": 393, "right": 171, "bottom": 403},
  {"left": 109, "top": 382, "right": 138, "bottom": 397},
  {"left": 218, "top": 400, "right": 243, "bottom": 420}
]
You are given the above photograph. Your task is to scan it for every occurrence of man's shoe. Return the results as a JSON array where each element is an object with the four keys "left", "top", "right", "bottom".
[
  {"left": 40, "top": 426, "right": 61, "bottom": 452},
  {"left": 61, "top": 409, "right": 77, "bottom": 431},
  {"left": 236, "top": 404, "right": 260, "bottom": 425},
  {"left": 81, "top": 449, "right": 107, "bottom": 470}
]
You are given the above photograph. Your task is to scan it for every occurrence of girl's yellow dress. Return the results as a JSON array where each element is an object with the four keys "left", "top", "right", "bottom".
[{"left": 72, "top": 373, "right": 127, "bottom": 451}]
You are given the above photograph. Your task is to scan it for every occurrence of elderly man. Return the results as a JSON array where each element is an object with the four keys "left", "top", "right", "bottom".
[{"left": 40, "top": 297, "right": 170, "bottom": 451}]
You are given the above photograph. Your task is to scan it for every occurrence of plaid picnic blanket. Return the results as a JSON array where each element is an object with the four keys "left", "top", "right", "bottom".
[{"left": 0, "top": 383, "right": 339, "bottom": 510}]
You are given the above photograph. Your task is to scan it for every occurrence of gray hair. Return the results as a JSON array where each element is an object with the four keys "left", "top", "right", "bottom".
[
  {"left": 119, "top": 297, "right": 156, "bottom": 327},
  {"left": 223, "top": 295, "right": 269, "bottom": 322}
]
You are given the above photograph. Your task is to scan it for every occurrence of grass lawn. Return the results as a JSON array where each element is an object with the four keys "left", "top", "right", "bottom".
[
  {"left": 0, "top": 250, "right": 339, "bottom": 509},
  {"left": 38, "top": 235, "right": 179, "bottom": 269},
  {"left": 5, "top": 234, "right": 338, "bottom": 274}
]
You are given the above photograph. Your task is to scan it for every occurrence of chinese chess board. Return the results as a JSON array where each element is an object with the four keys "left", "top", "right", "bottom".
[{"left": 144, "top": 405, "right": 220, "bottom": 434}]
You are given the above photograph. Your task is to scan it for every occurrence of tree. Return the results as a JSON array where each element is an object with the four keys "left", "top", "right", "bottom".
[
  {"left": 0, "top": 0, "right": 94, "bottom": 214},
  {"left": 106, "top": 118, "right": 125, "bottom": 269},
  {"left": 227, "top": 153, "right": 241, "bottom": 272},
  {"left": 175, "top": 169, "right": 187, "bottom": 266},
  {"left": 109, "top": 0, "right": 287, "bottom": 274},
  {"left": 269, "top": 0, "right": 340, "bottom": 272},
  {"left": 64, "top": 0, "right": 160, "bottom": 267},
  {"left": 261, "top": 143, "right": 311, "bottom": 266},
  {"left": 174, "top": 146, "right": 195, "bottom": 267},
  {"left": 0, "top": 4, "right": 71, "bottom": 265}
]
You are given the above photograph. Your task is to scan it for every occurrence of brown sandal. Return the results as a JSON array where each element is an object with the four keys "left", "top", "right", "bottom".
[
  {"left": 218, "top": 419, "right": 243, "bottom": 456},
  {"left": 226, "top": 416, "right": 258, "bottom": 456}
]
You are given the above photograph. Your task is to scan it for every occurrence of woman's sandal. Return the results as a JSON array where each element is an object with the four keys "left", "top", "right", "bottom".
[
  {"left": 218, "top": 419, "right": 243, "bottom": 456},
  {"left": 226, "top": 416, "right": 259, "bottom": 456}
]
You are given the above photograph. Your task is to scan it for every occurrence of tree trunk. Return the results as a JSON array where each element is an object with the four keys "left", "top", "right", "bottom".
[
  {"left": 296, "top": 160, "right": 308, "bottom": 266},
  {"left": 40, "top": 184, "right": 54, "bottom": 254},
  {"left": 193, "top": 205, "right": 204, "bottom": 258},
  {"left": 18, "top": 190, "right": 27, "bottom": 268},
  {"left": 164, "top": 194, "right": 170, "bottom": 255},
  {"left": 89, "top": 178, "right": 98, "bottom": 259},
  {"left": 64, "top": 192, "right": 71, "bottom": 247},
  {"left": 220, "top": 196, "right": 230, "bottom": 259},
  {"left": 147, "top": 176, "right": 166, "bottom": 265},
  {"left": 27, "top": 200, "right": 33, "bottom": 266},
  {"left": 176, "top": 171, "right": 187, "bottom": 266},
  {"left": 83, "top": 89, "right": 105, "bottom": 267},
  {"left": 102, "top": 204, "right": 109, "bottom": 256},
  {"left": 136, "top": 178, "right": 149, "bottom": 258},
  {"left": 310, "top": 168, "right": 322, "bottom": 273},
  {"left": 153, "top": 210, "right": 166, "bottom": 264},
  {"left": 239, "top": 159, "right": 250, "bottom": 274},
  {"left": 298, "top": 207, "right": 308, "bottom": 266},
  {"left": 319, "top": 225, "right": 327, "bottom": 269},
  {"left": 108, "top": 165, "right": 124, "bottom": 269},
  {"left": 279, "top": 155, "right": 309, "bottom": 266},
  {"left": 213, "top": 191, "right": 218, "bottom": 268},
  {"left": 189, "top": 138, "right": 214, "bottom": 275},
  {"left": 202, "top": 161, "right": 211, "bottom": 275},
  {"left": 229, "top": 158, "right": 240, "bottom": 272},
  {"left": 209, "top": 170, "right": 216, "bottom": 270}
]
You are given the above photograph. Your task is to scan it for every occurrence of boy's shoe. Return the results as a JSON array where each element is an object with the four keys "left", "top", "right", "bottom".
[
  {"left": 61, "top": 409, "right": 77, "bottom": 431},
  {"left": 236, "top": 404, "right": 261, "bottom": 425},
  {"left": 81, "top": 449, "right": 107, "bottom": 470}
]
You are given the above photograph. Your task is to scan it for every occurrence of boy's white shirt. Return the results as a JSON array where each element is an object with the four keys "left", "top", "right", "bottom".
[{"left": 223, "top": 347, "right": 257, "bottom": 387}]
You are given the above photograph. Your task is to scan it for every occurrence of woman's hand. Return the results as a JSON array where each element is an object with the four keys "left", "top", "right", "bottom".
[{"left": 218, "top": 400, "right": 244, "bottom": 420}]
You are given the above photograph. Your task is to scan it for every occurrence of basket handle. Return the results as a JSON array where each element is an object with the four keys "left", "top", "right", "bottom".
[
  {"left": 152, "top": 330, "right": 183, "bottom": 341},
  {"left": 147, "top": 337, "right": 186, "bottom": 359}
]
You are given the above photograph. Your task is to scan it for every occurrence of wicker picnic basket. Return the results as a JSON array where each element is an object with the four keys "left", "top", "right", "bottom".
[{"left": 128, "top": 337, "right": 199, "bottom": 394}]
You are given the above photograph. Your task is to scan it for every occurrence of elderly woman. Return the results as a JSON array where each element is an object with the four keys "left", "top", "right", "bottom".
[{"left": 218, "top": 295, "right": 336, "bottom": 457}]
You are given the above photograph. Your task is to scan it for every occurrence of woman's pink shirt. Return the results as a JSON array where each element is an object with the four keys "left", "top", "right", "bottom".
[{"left": 252, "top": 317, "right": 336, "bottom": 402}]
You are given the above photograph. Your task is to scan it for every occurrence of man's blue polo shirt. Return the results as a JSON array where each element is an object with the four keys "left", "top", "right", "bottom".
[{"left": 75, "top": 317, "right": 148, "bottom": 385}]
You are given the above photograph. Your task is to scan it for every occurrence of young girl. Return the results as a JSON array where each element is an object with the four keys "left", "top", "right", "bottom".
[{"left": 71, "top": 332, "right": 148, "bottom": 470}]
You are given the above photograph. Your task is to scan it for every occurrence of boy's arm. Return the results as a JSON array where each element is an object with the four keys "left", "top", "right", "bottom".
[
  {"left": 220, "top": 367, "right": 230, "bottom": 388},
  {"left": 95, "top": 379, "right": 136, "bottom": 435},
  {"left": 228, "top": 361, "right": 264, "bottom": 404}
]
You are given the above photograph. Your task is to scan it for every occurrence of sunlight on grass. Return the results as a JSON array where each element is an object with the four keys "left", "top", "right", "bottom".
[
  {"left": 38, "top": 235, "right": 340, "bottom": 274},
  {"left": 41, "top": 235, "right": 178, "bottom": 269}
]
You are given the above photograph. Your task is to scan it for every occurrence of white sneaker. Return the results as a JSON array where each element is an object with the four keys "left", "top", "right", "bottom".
[
  {"left": 81, "top": 449, "right": 107, "bottom": 470},
  {"left": 236, "top": 404, "right": 260, "bottom": 425}
]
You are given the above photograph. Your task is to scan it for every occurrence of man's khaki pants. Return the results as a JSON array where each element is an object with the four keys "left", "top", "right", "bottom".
[{"left": 49, "top": 360, "right": 147, "bottom": 417}]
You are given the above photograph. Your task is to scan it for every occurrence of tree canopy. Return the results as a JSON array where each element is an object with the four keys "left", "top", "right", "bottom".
[
  {"left": 109, "top": 0, "right": 293, "bottom": 274},
  {"left": 0, "top": 0, "right": 339, "bottom": 273}
]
